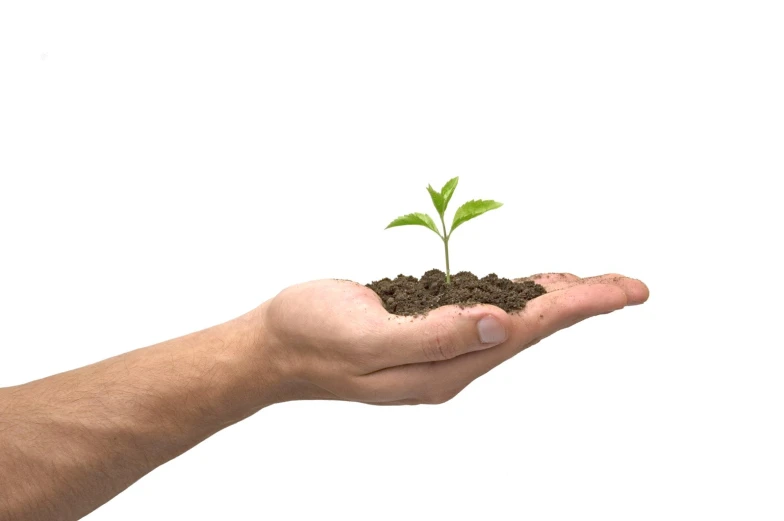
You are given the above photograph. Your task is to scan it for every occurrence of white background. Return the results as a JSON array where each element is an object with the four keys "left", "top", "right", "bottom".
[{"left": 1, "top": 1, "right": 783, "bottom": 519}]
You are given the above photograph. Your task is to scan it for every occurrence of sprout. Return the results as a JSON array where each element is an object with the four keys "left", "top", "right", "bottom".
[{"left": 386, "top": 177, "right": 502, "bottom": 283}]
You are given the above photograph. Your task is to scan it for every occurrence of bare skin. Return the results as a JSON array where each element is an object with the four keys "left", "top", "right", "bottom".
[{"left": 0, "top": 273, "right": 648, "bottom": 521}]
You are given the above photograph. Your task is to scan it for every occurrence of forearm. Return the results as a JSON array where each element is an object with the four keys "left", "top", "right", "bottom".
[{"left": 0, "top": 306, "right": 279, "bottom": 521}]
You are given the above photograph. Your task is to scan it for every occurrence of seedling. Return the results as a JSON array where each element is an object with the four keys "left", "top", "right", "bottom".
[{"left": 385, "top": 177, "right": 502, "bottom": 284}]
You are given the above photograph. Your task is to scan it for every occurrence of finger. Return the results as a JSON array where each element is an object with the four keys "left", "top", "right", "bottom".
[
  {"left": 515, "top": 272, "right": 580, "bottom": 291},
  {"left": 514, "top": 281, "right": 629, "bottom": 335},
  {"left": 370, "top": 304, "right": 513, "bottom": 368},
  {"left": 430, "top": 282, "right": 630, "bottom": 391},
  {"left": 586, "top": 275, "right": 648, "bottom": 305},
  {"left": 362, "top": 282, "right": 630, "bottom": 402},
  {"left": 535, "top": 273, "right": 649, "bottom": 305}
]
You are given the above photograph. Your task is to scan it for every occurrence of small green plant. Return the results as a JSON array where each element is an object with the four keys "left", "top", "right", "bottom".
[{"left": 385, "top": 177, "right": 502, "bottom": 284}]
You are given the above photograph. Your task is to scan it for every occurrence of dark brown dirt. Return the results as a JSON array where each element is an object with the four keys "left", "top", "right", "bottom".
[{"left": 367, "top": 269, "right": 546, "bottom": 316}]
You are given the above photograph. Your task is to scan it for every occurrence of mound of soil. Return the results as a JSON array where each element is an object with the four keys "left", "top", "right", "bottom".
[{"left": 367, "top": 269, "right": 546, "bottom": 316}]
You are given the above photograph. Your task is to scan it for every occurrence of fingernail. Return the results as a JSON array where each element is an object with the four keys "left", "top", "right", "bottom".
[{"left": 477, "top": 316, "right": 507, "bottom": 345}]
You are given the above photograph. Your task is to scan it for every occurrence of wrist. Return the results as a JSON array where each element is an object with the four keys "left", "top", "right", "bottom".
[{"left": 216, "top": 302, "right": 294, "bottom": 418}]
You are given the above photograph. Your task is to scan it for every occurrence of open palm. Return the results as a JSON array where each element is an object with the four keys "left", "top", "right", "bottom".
[{"left": 260, "top": 272, "right": 649, "bottom": 405}]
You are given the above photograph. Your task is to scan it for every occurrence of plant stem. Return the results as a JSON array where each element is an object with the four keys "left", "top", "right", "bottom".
[
  {"left": 439, "top": 215, "right": 451, "bottom": 284},
  {"left": 443, "top": 238, "right": 451, "bottom": 283}
]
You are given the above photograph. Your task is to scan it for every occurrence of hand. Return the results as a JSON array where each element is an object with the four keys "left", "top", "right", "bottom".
[{"left": 254, "top": 273, "right": 649, "bottom": 405}]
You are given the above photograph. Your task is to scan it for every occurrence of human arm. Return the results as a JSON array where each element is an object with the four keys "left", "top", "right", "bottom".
[
  {"left": 0, "top": 315, "right": 279, "bottom": 521},
  {"left": 0, "top": 272, "right": 648, "bottom": 520}
]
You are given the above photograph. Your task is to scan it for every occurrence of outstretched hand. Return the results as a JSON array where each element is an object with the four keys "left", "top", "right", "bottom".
[{"left": 253, "top": 273, "right": 648, "bottom": 406}]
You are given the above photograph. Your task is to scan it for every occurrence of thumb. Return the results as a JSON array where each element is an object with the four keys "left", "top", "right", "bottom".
[{"left": 377, "top": 305, "right": 512, "bottom": 366}]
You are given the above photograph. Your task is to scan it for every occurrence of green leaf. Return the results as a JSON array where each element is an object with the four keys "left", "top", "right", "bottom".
[
  {"left": 440, "top": 177, "right": 459, "bottom": 211},
  {"left": 450, "top": 199, "right": 503, "bottom": 234},
  {"left": 386, "top": 212, "right": 441, "bottom": 237},
  {"left": 426, "top": 185, "right": 445, "bottom": 217}
]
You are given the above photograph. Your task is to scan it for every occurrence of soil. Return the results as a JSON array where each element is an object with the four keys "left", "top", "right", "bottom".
[{"left": 367, "top": 269, "right": 546, "bottom": 316}]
